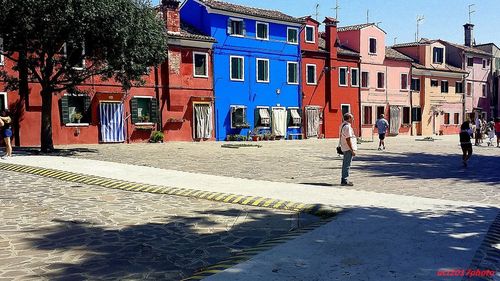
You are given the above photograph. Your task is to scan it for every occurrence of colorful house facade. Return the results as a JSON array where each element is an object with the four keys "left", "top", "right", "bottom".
[
  {"left": 180, "top": 0, "right": 303, "bottom": 141},
  {"left": 0, "top": 0, "right": 216, "bottom": 147},
  {"left": 476, "top": 43, "right": 500, "bottom": 118},
  {"left": 300, "top": 16, "right": 361, "bottom": 139}
]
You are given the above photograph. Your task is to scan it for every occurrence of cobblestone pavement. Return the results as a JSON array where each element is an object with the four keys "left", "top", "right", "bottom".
[
  {"left": 56, "top": 135, "right": 500, "bottom": 205},
  {"left": 0, "top": 170, "right": 317, "bottom": 281}
]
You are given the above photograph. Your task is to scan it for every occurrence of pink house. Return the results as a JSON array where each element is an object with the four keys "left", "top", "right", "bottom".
[{"left": 337, "top": 24, "right": 414, "bottom": 139}]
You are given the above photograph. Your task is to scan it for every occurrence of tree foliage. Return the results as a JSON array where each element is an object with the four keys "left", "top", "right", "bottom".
[{"left": 0, "top": 0, "right": 168, "bottom": 151}]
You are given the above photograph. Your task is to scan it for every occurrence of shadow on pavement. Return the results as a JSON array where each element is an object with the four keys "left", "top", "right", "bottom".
[{"left": 13, "top": 147, "right": 98, "bottom": 157}]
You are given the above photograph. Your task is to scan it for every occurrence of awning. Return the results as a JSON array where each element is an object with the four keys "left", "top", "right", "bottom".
[
  {"left": 259, "top": 108, "right": 270, "bottom": 125},
  {"left": 290, "top": 109, "right": 301, "bottom": 124}
]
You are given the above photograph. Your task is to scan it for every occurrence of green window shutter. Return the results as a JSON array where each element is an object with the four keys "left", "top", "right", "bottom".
[
  {"left": 130, "top": 98, "right": 139, "bottom": 124},
  {"left": 254, "top": 108, "right": 259, "bottom": 127},
  {"left": 150, "top": 98, "right": 159, "bottom": 123},
  {"left": 84, "top": 95, "right": 91, "bottom": 123},
  {"left": 227, "top": 18, "right": 232, "bottom": 34},
  {"left": 61, "top": 96, "right": 70, "bottom": 124},
  {"left": 242, "top": 20, "right": 246, "bottom": 36}
]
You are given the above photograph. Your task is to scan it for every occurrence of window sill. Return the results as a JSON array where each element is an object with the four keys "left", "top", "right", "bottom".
[
  {"left": 135, "top": 122, "right": 155, "bottom": 126},
  {"left": 288, "top": 126, "right": 301, "bottom": 129},
  {"left": 287, "top": 82, "right": 299, "bottom": 85},
  {"left": 305, "top": 41, "right": 315, "bottom": 44},
  {"left": 66, "top": 123, "right": 90, "bottom": 127},
  {"left": 306, "top": 82, "right": 318, "bottom": 86},
  {"left": 194, "top": 75, "right": 209, "bottom": 79},
  {"left": 257, "top": 80, "right": 270, "bottom": 83},
  {"left": 230, "top": 34, "right": 245, "bottom": 38},
  {"left": 256, "top": 37, "right": 269, "bottom": 41},
  {"left": 287, "top": 42, "right": 299, "bottom": 45},
  {"left": 230, "top": 79, "right": 245, "bottom": 82}
]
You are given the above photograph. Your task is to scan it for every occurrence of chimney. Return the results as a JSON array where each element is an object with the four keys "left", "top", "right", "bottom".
[
  {"left": 464, "top": 23, "right": 474, "bottom": 47},
  {"left": 323, "top": 17, "right": 339, "bottom": 59},
  {"left": 162, "top": 0, "right": 181, "bottom": 33}
]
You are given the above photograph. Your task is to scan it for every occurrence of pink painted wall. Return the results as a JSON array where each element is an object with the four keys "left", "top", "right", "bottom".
[
  {"left": 359, "top": 26, "right": 385, "bottom": 65},
  {"left": 464, "top": 56, "right": 491, "bottom": 116},
  {"left": 337, "top": 30, "right": 360, "bottom": 53}
]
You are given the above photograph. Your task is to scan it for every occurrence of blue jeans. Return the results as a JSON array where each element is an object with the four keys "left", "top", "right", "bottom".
[{"left": 341, "top": 150, "right": 353, "bottom": 183}]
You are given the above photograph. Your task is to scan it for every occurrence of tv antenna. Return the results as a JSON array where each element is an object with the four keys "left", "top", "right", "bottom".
[
  {"left": 366, "top": 9, "right": 369, "bottom": 23},
  {"left": 468, "top": 4, "right": 475, "bottom": 24},
  {"left": 416, "top": 15, "right": 425, "bottom": 41},
  {"left": 315, "top": 2, "right": 320, "bottom": 21},
  {"left": 333, "top": 0, "right": 340, "bottom": 20}
]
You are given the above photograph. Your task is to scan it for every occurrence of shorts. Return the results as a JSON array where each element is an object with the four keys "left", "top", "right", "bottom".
[
  {"left": 2, "top": 128, "right": 12, "bottom": 138},
  {"left": 379, "top": 133, "right": 386, "bottom": 140},
  {"left": 461, "top": 143, "right": 472, "bottom": 152},
  {"left": 496, "top": 132, "right": 500, "bottom": 138}
]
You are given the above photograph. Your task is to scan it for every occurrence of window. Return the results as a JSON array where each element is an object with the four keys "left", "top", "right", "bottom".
[
  {"left": 403, "top": 107, "right": 410, "bottom": 124},
  {"left": 363, "top": 106, "right": 373, "bottom": 125},
  {"left": 431, "top": 80, "right": 439, "bottom": 87},
  {"left": 455, "top": 81, "right": 464, "bottom": 94},
  {"left": 351, "top": 68, "right": 359, "bottom": 87},
  {"left": 341, "top": 104, "right": 350, "bottom": 116},
  {"left": 466, "top": 82, "right": 472, "bottom": 96},
  {"left": 193, "top": 52, "right": 208, "bottom": 78},
  {"left": 411, "top": 107, "right": 422, "bottom": 122},
  {"left": 130, "top": 97, "right": 158, "bottom": 124},
  {"left": 454, "top": 113, "right": 460, "bottom": 124},
  {"left": 306, "top": 64, "right": 317, "bottom": 85},
  {"left": 228, "top": 18, "right": 244, "bottom": 36},
  {"left": 482, "top": 59, "right": 487, "bottom": 69},
  {"left": 305, "top": 25, "right": 315, "bottom": 43},
  {"left": 441, "top": 81, "right": 449, "bottom": 93},
  {"left": 256, "top": 58, "right": 269, "bottom": 83},
  {"left": 467, "top": 57, "right": 474, "bottom": 67},
  {"left": 61, "top": 95, "right": 91, "bottom": 125},
  {"left": 369, "top": 38, "right": 377, "bottom": 54},
  {"left": 401, "top": 73, "right": 408, "bottom": 90},
  {"left": 288, "top": 108, "right": 302, "bottom": 127},
  {"left": 287, "top": 62, "right": 298, "bottom": 84},
  {"left": 411, "top": 77, "right": 421, "bottom": 91},
  {"left": 433, "top": 47, "right": 444, "bottom": 64},
  {"left": 377, "top": 72, "right": 385, "bottom": 89},
  {"left": 444, "top": 113, "right": 450, "bottom": 125},
  {"left": 230, "top": 56, "right": 244, "bottom": 81},
  {"left": 482, "top": 84, "right": 487, "bottom": 97},
  {"left": 287, "top": 28, "right": 299, "bottom": 44},
  {"left": 376, "top": 106, "right": 385, "bottom": 119},
  {"left": 256, "top": 22, "right": 269, "bottom": 40},
  {"left": 230, "top": 106, "right": 249, "bottom": 129},
  {"left": 0, "top": 92, "right": 7, "bottom": 110},
  {"left": 0, "top": 38, "right": 4, "bottom": 65},
  {"left": 64, "top": 42, "right": 85, "bottom": 69},
  {"left": 255, "top": 107, "right": 270, "bottom": 127},
  {"left": 339, "top": 67, "right": 348, "bottom": 86},
  {"left": 361, "top": 71, "right": 369, "bottom": 88}
]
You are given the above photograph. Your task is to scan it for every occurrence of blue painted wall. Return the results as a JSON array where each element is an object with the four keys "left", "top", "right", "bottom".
[{"left": 181, "top": 0, "right": 302, "bottom": 140}]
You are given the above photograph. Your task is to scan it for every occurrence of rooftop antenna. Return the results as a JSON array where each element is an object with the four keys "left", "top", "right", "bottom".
[
  {"left": 416, "top": 15, "right": 425, "bottom": 41},
  {"left": 315, "top": 2, "right": 320, "bottom": 21},
  {"left": 366, "top": 9, "right": 369, "bottom": 23},
  {"left": 468, "top": 4, "right": 475, "bottom": 24},
  {"left": 376, "top": 21, "right": 382, "bottom": 27},
  {"left": 333, "top": 0, "right": 340, "bottom": 20},
  {"left": 394, "top": 37, "right": 398, "bottom": 45}
]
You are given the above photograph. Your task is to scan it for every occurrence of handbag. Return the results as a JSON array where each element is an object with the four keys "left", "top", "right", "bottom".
[{"left": 336, "top": 146, "right": 343, "bottom": 155}]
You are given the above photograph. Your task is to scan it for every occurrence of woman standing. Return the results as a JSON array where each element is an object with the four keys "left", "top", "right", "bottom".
[
  {"left": 459, "top": 121, "right": 473, "bottom": 167},
  {"left": 0, "top": 110, "right": 13, "bottom": 159}
]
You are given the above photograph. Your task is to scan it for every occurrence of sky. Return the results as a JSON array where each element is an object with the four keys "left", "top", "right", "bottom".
[{"left": 152, "top": 0, "right": 499, "bottom": 46}]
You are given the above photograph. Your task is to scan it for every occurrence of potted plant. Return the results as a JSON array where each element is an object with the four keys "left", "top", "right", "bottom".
[
  {"left": 149, "top": 131, "right": 164, "bottom": 143},
  {"left": 140, "top": 115, "right": 150, "bottom": 123},
  {"left": 72, "top": 112, "right": 83, "bottom": 123}
]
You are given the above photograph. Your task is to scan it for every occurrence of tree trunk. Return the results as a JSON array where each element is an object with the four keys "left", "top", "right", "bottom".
[
  {"left": 40, "top": 88, "right": 54, "bottom": 153},
  {"left": 13, "top": 50, "right": 30, "bottom": 147}
]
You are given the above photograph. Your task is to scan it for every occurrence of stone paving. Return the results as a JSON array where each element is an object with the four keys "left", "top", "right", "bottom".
[
  {"left": 0, "top": 170, "right": 318, "bottom": 281},
  {"left": 56, "top": 135, "right": 500, "bottom": 205}
]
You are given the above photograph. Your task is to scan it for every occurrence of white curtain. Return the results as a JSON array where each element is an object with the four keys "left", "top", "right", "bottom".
[
  {"left": 195, "top": 104, "right": 213, "bottom": 139},
  {"left": 272, "top": 108, "right": 287, "bottom": 136},
  {"left": 306, "top": 108, "right": 320, "bottom": 137},
  {"left": 389, "top": 106, "right": 401, "bottom": 135}
]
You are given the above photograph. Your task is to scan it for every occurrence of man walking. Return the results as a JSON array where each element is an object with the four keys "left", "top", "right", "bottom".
[
  {"left": 376, "top": 114, "right": 389, "bottom": 150},
  {"left": 340, "top": 113, "right": 357, "bottom": 186}
]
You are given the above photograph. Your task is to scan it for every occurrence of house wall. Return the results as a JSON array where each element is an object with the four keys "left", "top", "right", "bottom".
[{"left": 385, "top": 59, "right": 413, "bottom": 135}]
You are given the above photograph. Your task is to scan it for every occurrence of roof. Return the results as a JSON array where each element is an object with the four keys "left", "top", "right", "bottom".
[
  {"left": 198, "top": 0, "right": 302, "bottom": 24},
  {"left": 337, "top": 23, "right": 386, "bottom": 34},
  {"left": 318, "top": 35, "right": 359, "bottom": 57},
  {"left": 299, "top": 15, "right": 320, "bottom": 25},
  {"left": 385, "top": 47, "right": 413, "bottom": 61},
  {"left": 168, "top": 22, "right": 216, "bottom": 42},
  {"left": 439, "top": 40, "right": 492, "bottom": 57},
  {"left": 393, "top": 38, "right": 439, "bottom": 48},
  {"left": 412, "top": 62, "right": 467, "bottom": 74}
]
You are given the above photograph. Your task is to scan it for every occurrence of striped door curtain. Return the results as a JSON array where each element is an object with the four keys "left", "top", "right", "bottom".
[{"left": 99, "top": 102, "right": 125, "bottom": 143}]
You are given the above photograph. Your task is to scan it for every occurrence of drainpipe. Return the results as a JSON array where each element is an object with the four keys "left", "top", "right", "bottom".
[
  {"left": 409, "top": 67, "right": 413, "bottom": 136},
  {"left": 358, "top": 58, "right": 362, "bottom": 137},
  {"left": 154, "top": 65, "right": 162, "bottom": 129}
]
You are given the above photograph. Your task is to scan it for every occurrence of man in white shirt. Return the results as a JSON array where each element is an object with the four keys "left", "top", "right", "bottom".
[
  {"left": 340, "top": 113, "right": 357, "bottom": 186},
  {"left": 375, "top": 114, "right": 389, "bottom": 150}
]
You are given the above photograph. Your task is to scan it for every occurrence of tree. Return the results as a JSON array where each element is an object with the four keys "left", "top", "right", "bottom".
[{"left": 0, "top": 0, "right": 168, "bottom": 152}]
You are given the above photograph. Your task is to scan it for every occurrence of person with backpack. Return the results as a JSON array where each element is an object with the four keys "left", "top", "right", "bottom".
[{"left": 459, "top": 121, "right": 473, "bottom": 167}]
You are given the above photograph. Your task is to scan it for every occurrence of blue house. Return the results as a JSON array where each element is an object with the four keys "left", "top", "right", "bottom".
[{"left": 180, "top": 0, "right": 303, "bottom": 141}]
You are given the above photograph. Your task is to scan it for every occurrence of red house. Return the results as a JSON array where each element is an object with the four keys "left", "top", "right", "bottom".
[
  {"left": 0, "top": 0, "right": 215, "bottom": 147},
  {"left": 301, "top": 16, "right": 360, "bottom": 139}
]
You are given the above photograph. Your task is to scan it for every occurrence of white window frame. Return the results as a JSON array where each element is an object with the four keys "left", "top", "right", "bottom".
[
  {"left": 64, "top": 93, "right": 90, "bottom": 127},
  {"left": 400, "top": 73, "right": 409, "bottom": 90},
  {"left": 287, "top": 61, "right": 299, "bottom": 85},
  {"left": 255, "top": 106, "right": 271, "bottom": 128},
  {"left": 368, "top": 37, "right": 377, "bottom": 55},
  {"left": 134, "top": 96, "right": 155, "bottom": 126},
  {"left": 229, "top": 55, "right": 245, "bottom": 82},
  {"left": 63, "top": 42, "right": 86, "bottom": 70},
  {"left": 433, "top": 47, "right": 444, "bottom": 64},
  {"left": 229, "top": 18, "right": 244, "bottom": 37},
  {"left": 376, "top": 71, "right": 385, "bottom": 89},
  {"left": 193, "top": 52, "right": 209, "bottom": 78},
  {"left": 361, "top": 71, "right": 369, "bottom": 89},
  {"left": 0, "top": 37, "right": 4, "bottom": 66},
  {"left": 287, "top": 27, "right": 299, "bottom": 45},
  {"left": 411, "top": 77, "right": 421, "bottom": 92},
  {"left": 351, "top": 68, "right": 359, "bottom": 87},
  {"left": 256, "top": 58, "right": 270, "bottom": 83},
  {"left": 338, "top": 67, "right": 348, "bottom": 87},
  {"left": 255, "top": 22, "right": 269, "bottom": 40},
  {"left": 305, "top": 25, "right": 315, "bottom": 43},
  {"left": 341, "top": 104, "right": 351, "bottom": 116},
  {"left": 306, "top": 64, "right": 317, "bottom": 85},
  {"left": 0, "top": 92, "right": 7, "bottom": 110},
  {"left": 287, "top": 106, "right": 301, "bottom": 128},
  {"left": 230, "top": 105, "right": 247, "bottom": 129}
]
